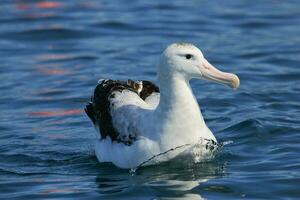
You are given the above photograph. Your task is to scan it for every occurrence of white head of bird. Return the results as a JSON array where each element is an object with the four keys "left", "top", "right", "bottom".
[{"left": 158, "top": 43, "right": 240, "bottom": 89}]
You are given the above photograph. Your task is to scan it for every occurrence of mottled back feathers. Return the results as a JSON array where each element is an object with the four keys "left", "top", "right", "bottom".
[{"left": 85, "top": 79, "right": 159, "bottom": 145}]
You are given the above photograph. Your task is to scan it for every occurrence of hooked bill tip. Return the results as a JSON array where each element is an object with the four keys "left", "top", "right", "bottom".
[{"left": 231, "top": 74, "right": 240, "bottom": 90}]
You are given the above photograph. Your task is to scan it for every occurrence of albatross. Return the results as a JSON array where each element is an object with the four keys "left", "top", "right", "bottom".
[{"left": 85, "top": 43, "right": 240, "bottom": 169}]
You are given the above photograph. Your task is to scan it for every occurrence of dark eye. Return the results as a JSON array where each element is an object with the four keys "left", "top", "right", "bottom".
[{"left": 185, "top": 54, "right": 192, "bottom": 59}]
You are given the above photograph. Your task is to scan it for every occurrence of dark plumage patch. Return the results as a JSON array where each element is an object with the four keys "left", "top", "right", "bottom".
[
  {"left": 139, "top": 80, "right": 159, "bottom": 100},
  {"left": 85, "top": 79, "right": 159, "bottom": 145}
]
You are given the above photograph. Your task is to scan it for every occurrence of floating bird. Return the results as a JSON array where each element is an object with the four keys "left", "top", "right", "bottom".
[{"left": 85, "top": 43, "right": 240, "bottom": 169}]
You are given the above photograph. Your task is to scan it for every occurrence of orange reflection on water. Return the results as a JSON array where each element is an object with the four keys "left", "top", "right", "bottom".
[
  {"left": 29, "top": 109, "right": 83, "bottom": 117},
  {"left": 36, "top": 2, "right": 62, "bottom": 9},
  {"left": 38, "top": 68, "right": 69, "bottom": 75},
  {"left": 34, "top": 63, "right": 70, "bottom": 75},
  {"left": 16, "top": 1, "right": 62, "bottom": 10}
]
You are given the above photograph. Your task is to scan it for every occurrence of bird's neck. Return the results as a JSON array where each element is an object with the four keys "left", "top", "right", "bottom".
[
  {"left": 154, "top": 73, "right": 207, "bottom": 142},
  {"left": 157, "top": 74, "right": 199, "bottom": 113}
]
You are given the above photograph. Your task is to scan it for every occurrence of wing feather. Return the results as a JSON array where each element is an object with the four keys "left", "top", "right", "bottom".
[{"left": 85, "top": 79, "right": 160, "bottom": 145}]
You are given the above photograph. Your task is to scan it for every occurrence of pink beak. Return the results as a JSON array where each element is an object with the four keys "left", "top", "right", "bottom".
[{"left": 201, "top": 59, "right": 240, "bottom": 89}]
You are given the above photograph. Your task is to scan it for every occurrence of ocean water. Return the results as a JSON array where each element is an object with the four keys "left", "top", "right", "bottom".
[{"left": 0, "top": 0, "right": 300, "bottom": 199}]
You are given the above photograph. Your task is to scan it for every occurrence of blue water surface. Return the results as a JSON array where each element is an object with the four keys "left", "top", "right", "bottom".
[{"left": 0, "top": 0, "right": 300, "bottom": 199}]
